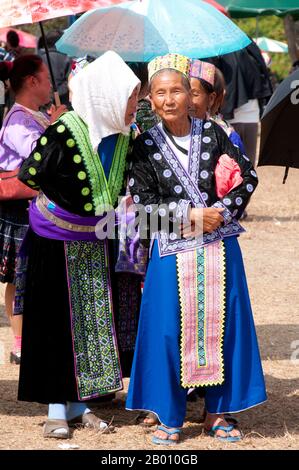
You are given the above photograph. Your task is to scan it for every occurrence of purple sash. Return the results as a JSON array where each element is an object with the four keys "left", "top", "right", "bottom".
[{"left": 29, "top": 193, "right": 106, "bottom": 241}]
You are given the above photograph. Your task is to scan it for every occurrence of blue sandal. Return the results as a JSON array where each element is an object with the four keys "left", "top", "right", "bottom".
[
  {"left": 152, "top": 425, "right": 182, "bottom": 446},
  {"left": 206, "top": 424, "right": 243, "bottom": 442},
  {"left": 224, "top": 414, "right": 239, "bottom": 426}
]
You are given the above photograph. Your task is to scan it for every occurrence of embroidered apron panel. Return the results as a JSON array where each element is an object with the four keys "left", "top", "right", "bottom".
[
  {"left": 177, "top": 240, "right": 226, "bottom": 387},
  {"left": 65, "top": 239, "right": 123, "bottom": 400}
]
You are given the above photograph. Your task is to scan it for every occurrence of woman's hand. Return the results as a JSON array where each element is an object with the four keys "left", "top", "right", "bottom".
[
  {"left": 182, "top": 207, "right": 224, "bottom": 239},
  {"left": 48, "top": 104, "right": 68, "bottom": 124}
]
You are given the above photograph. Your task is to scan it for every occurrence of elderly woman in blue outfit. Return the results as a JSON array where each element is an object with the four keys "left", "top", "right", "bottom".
[{"left": 126, "top": 53, "right": 267, "bottom": 445}]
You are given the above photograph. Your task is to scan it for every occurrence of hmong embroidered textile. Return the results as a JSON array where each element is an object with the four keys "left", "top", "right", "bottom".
[
  {"left": 149, "top": 120, "right": 244, "bottom": 257},
  {"left": 115, "top": 273, "right": 141, "bottom": 352},
  {"left": 149, "top": 121, "right": 221, "bottom": 256},
  {"left": 60, "top": 112, "right": 130, "bottom": 211},
  {"left": 189, "top": 60, "right": 215, "bottom": 87},
  {"left": 108, "top": 134, "right": 130, "bottom": 206},
  {"left": 177, "top": 240, "right": 226, "bottom": 387},
  {"left": 148, "top": 53, "right": 191, "bottom": 81},
  {"left": 65, "top": 239, "right": 122, "bottom": 400}
]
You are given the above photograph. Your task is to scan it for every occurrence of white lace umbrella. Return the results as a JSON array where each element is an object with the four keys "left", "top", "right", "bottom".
[{"left": 56, "top": 0, "right": 251, "bottom": 61}]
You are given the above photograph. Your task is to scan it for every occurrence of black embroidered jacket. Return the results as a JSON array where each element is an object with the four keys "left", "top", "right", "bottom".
[{"left": 128, "top": 118, "right": 258, "bottom": 254}]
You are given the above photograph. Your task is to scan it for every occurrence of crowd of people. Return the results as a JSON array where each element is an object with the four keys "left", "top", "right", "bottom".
[{"left": 0, "top": 26, "right": 271, "bottom": 445}]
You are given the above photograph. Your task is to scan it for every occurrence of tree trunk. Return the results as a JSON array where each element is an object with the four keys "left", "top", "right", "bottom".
[{"left": 284, "top": 15, "right": 299, "bottom": 64}]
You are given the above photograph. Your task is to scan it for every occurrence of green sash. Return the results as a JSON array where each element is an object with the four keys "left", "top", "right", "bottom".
[{"left": 59, "top": 112, "right": 130, "bottom": 211}]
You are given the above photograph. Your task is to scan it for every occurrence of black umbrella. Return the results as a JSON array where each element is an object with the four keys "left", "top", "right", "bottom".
[
  {"left": 259, "top": 68, "right": 299, "bottom": 182},
  {"left": 39, "top": 22, "right": 61, "bottom": 107},
  {"left": 206, "top": 41, "right": 272, "bottom": 120}
]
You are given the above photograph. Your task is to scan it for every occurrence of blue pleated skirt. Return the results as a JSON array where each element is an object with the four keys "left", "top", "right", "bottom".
[{"left": 126, "top": 236, "right": 267, "bottom": 428}]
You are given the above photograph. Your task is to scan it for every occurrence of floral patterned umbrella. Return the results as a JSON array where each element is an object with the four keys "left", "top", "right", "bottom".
[
  {"left": 0, "top": 27, "right": 37, "bottom": 48},
  {"left": 0, "top": 1, "right": 127, "bottom": 27},
  {"left": 0, "top": 0, "right": 127, "bottom": 104}
]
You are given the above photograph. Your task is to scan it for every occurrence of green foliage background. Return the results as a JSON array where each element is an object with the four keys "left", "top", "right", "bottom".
[
  {"left": 20, "top": 14, "right": 291, "bottom": 81},
  {"left": 235, "top": 16, "right": 291, "bottom": 81}
]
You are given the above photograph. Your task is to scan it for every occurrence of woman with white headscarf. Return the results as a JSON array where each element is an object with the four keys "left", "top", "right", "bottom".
[{"left": 17, "top": 51, "right": 140, "bottom": 439}]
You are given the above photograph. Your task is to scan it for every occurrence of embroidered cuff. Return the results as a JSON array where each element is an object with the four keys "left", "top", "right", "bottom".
[
  {"left": 212, "top": 201, "right": 233, "bottom": 226},
  {"left": 176, "top": 199, "right": 191, "bottom": 223}
]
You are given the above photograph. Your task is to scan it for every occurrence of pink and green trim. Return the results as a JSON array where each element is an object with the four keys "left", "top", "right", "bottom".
[{"left": 177, "top": 240, "right": 226, "bottom": 388}]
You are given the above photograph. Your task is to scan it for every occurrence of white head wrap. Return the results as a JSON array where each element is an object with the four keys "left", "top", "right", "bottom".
[{"left": 69, "top": 51, "right": 140, "bottom": 151}]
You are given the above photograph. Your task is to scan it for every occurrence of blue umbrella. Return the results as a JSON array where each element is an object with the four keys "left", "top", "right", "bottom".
[{"left": 56, "top": 0, "right": 251, "bottom": 61}]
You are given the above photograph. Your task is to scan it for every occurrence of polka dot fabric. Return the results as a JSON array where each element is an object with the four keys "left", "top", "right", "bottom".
[
  {"left": 128, "top": 118, "right": 258, "bottom": 242},
  {"left": 18, "top": 122, "right": 96, "bottom": 216}
]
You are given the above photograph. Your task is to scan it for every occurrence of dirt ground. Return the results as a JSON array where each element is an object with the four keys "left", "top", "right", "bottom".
[{"left": 0, "top": 165, "right": 298, "bottom": 451}]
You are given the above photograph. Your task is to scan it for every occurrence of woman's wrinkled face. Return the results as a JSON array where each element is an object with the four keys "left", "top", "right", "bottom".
[
  {"left": 125, "top": 84, "right": 140, "bottom": 126},
  {"left": 149, "top": 70, "right": 191, "bottom": 125},
  {"left": 189, "top": 77, "right": 215, "bottom": 119}
]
